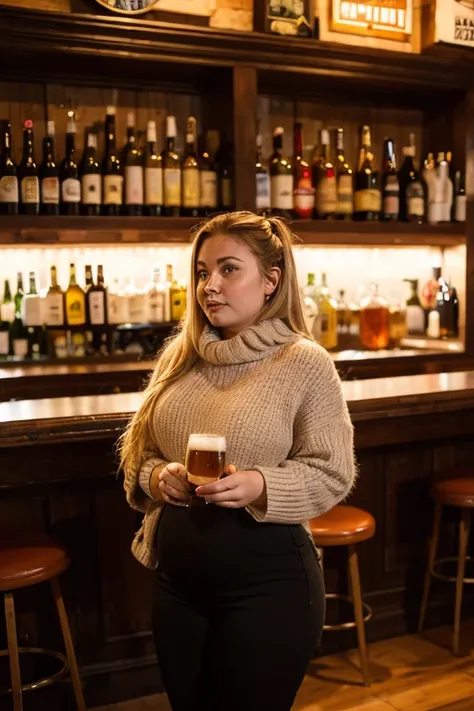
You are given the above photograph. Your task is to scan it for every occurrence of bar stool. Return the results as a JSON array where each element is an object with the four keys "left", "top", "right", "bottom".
[
  {"left": 418, "top": 475, "right": 474, "bottom": 656},
  {"left": 0, "top": 533, "right": 86, "bottom": 711},
  {"left": 310, "top": 505, "right": 376, "bottom": 687}
]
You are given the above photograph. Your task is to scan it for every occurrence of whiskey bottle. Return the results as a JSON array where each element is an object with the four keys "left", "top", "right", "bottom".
[
  {"left": 65, "top": 263, "right": 86, "bottom": 326},
  {"left": 360, "top": 284, "right": 389, "bottom": 350}
]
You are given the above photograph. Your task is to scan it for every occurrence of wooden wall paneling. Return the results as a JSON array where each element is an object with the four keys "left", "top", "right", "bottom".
[
  {"left": 258, "top": 95, "right": 294, "bottom": 163},
  {"left": 233, "top": 67, "right": 258, "bottom": 211},
  {"left": 163, "top": 92, "right": 202, "bottom": 156},
  {"left": 0, "top": 80, "right": 46, "bottom": 163},
  {"left": 464, "top": 89, "right": 474, "bottom": 354}
]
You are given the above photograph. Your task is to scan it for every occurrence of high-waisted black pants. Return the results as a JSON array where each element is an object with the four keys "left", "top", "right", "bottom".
[{"left": 153, "top": 503, "right": 325, "bottom": 711}]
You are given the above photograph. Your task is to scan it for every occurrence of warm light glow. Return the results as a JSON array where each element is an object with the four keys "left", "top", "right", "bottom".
[{"left": 332, "top": 0, "right": 412, "bottom": 37}]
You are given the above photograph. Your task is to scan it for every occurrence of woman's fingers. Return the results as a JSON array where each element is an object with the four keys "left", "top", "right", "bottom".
[{"left": 159, "top": 480, "right": 192, "bottom": 502}]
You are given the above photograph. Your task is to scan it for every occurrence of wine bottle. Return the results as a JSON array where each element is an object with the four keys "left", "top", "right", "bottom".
[
  {"left": 182, "top": 116, "right": 201, "bottom": 217},
  {"left": 144, "top": 120, "right": 163, "bottom": 217},
  {"left": 398, "top": 134, "right": 426, "bottom": 223},
  {"left": 162, "top": 115, "right": 181, "bottom": 217},
  {"left": 10, "top": 272, "right": 28, "bottom": 359},
  {"left": 87, "top": 265, "right": 107, "bottom": 326},
  {"left": 0, "top": 279, "right": 13, "bottom": 358},
  {"left": 381, "top": 137, "right": 399, "bottom": 221},
  {"left": 123, "top": 112, "right": 143, "bottom": 216},
  {"left": 334, "top": 128, "right": 353, "bottom": 221},
  {"left": 40, "top": 121, "right": 60, "bottom": 215},
  {"left": 313, "top": 129, "right": 337, "bottom": 220},
  {"left": 81, "top": 133, "right": 102, "bottom": 216},
  {"left": 454, "top": 170, "right": 466, "bottom": 222},
  {"left": 293, "top": 122, "right": 314, "bottom": 220},
  {"left": 269, "top": 127, "right": 293, "bottom": 217},
  {"left": 147, "top": 266, "right": 166, "bottom": 323},
  {"left": 217, "top": 135, "right": 234, "bottom": 212},
  {"left": 44, "top": 266, "right": 64, "bottom": 327},
  {"left": 200, "top": 132, "right": 218, "bottom": 216},
  {"left": 102, "top": 106, "right": 123, "bottom": 216},
  {"left": 23, "top": 271, "right": 42, "bottom": 327},
  {"left": 436, "top": 152, "right": 453, "bottom": 223},
  {"left": 0, "top": 121, "right": 18, "bottom": 215},
  {"left": 353, "top": 125, "right": 381, "bottom": 221},
  {"left": 60, "top": 111, "right": 81, "bottom": 216},
  {"left": 19, "top": 119, "right": 39, "bottom": 215},
  {"left": 256, "top": 133, "right": 270, "bottom": 215},
  {"left": 65, "top": 263, "right": 86, "bottom": 326}
]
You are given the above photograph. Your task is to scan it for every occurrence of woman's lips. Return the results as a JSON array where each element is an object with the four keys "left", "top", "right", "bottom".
[{"left": 207, "top": 303, "right": 226, "bottom": 313}]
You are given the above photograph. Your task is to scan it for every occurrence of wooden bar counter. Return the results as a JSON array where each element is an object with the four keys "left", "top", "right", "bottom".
[{"left": 1, "top": 372, "right": 474, "bottom": 709}]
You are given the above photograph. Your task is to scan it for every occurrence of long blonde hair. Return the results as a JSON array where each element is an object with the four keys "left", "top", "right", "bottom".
[{"left": 117, "top": 210, "right": 311, "bottom": 477}]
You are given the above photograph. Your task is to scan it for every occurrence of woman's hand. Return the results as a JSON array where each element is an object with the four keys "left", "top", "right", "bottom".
[
  {"left": 158, "top": 462, "right": 192, "bottom": 507},
  {"left": 196, "top": 465, "right": 265, "bottom": 509}
]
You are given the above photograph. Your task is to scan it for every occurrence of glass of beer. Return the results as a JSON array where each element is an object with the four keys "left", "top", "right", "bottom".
[{"left": 185, "top": 433, "right": 226, "bottom": 489}]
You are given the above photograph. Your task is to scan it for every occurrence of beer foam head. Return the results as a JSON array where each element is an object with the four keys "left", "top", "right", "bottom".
[{"left": 188, "top": 434, "right": 226, "bottom": 452}]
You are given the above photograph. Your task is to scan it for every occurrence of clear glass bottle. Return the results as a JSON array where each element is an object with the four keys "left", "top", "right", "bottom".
[
  {"left": 301, "top": 273, "right": 320, "bottom": 339},
  {"left": 360, "top": 284, "right": 389, "bottom": 350}
]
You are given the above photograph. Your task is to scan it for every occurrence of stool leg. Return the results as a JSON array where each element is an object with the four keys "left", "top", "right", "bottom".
[
  {"left": 418, "top": 501, "right": 442, "bottom": 634},
  {"left": 50, "top": 577, "right": 86, "bottom": 711},
  {"left": 348, "top": 544, "right": 371, "bottom": 687},
  {"left": 4, "top": 592, "right": 23, "bottom": 711},
  {"left": 453, "top": 508, "right": 471, "bottom": 656}
]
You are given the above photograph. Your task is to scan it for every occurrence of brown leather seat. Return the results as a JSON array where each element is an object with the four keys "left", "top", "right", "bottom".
[
  {"left": 0, "top": 533, "right": 70, "bottom": 592},
  {"left": 432, "top": 477, "right": 474, "bottom": 508},
  {"left": 310, "top": 505, "right": 376, "bottom": 547}
]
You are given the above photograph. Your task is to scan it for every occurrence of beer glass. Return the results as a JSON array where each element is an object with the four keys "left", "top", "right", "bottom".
[{"left": 185, "top": 433, "right": 226, "bottom": 488}]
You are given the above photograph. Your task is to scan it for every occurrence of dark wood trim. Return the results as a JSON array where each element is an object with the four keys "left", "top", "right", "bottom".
[
  {"left": 465, "top": 89, "right": 474, "bottom": 354},
  {"left": 233, "top": 66, "right": 258, "bottom": 211}
]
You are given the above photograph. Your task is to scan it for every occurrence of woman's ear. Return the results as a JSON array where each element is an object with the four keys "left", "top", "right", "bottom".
[{"left": 264, "top": 267, "right": 281, "bottom": 297}]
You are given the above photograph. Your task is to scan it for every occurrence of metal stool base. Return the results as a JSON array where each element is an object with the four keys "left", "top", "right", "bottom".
[
  {"left": 0, "top": 646, "right": 68, "bottom": 694},
  {"left": 431, "top": 556, "right": 474, "bottom": 584},
  {"left": 323, "top": 592, "right": 373, "bottom": 632}
]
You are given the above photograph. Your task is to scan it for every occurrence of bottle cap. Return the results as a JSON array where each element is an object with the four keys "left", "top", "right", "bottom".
[
  {"left": 147, "top": 120, "right": 157, "bottom": 142},
  {"left": 127, "top": 112, "right": 135, "bottom": 128},
  {"left": 24, "top": 119, "right": 33, "bottom": 130},
  {"left": 166, "top": 115, "right": 177, "bottom": 138},
  {"left": 106, "top": 106, "right": 116, "bottom": 116},
  {"left": 87, "top": 133, "right": 98, "bottom": 149},
  {"left": 47, "top": 120, "right": 55, "bottom": 136},
  {"left": 273, "top": 127, "right": 284, "bottom": 137}
]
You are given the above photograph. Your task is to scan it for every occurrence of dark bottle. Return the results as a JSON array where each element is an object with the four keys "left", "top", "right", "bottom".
[
  {"left": 81, "top": 133, "right": 102, "bottom": 216},
  {"left": 398, "top": 134, "right": 426, "bottom": 223},
  {"left": 144, "top": 120, "right": 163, "bottom": 217},
  {"left": 334, "top": 128, "right": 353, "bottom": 221},
  {"left": 454, "top": 170, "right": 466, "bottom": 223},
  {"left": 87, "top": 264, "right": 107, "bottom": 327},
  {"left": 0, "top": 279, "right": 13, "bottom": 358},
  {"left": 59, "top": 111, "right": 81, "bottom": 216},
  {"left": 216, "top": 135, "right": 234, "bottom": 212},
  {"left": 19, "top": 119, "right": 40, "bottom": 216},
  {"left": 0, "top": 122, "right": 19, "bottom": 215},
  {"left": 40, "top": 120, "right": 60, "bottom": 215},
  {"left": 353, "top": 125, "right": 381, "bottom": 221},
  {"left": 256, "top": 132, "right": 270, "bottom": 215},
  {"left": 436, "top": 276, "right": 459, "bottom": 339},
  {"left": 161, "top": 115, "right": 181, "bottom": 217},
  {"left": 102, "top": 106, "right": 123, "bottom": 216},
  {"left": 269, "top": 127, "right": 293, "bottom": 218},
  {"left": 381, "top": 137, "right": 399, "bottom": 221},
  {"left": 200, "top": 132, "right": 218, "bottom": 217},
  {"left": 181, "top": 116, "right": 201, "bottom": 217},
  {"left": 293, "top": 122, "right": 314, "bottom": 220},
  {"left": 312, "top": 129, "right": 336, "bottom": 220},
  {"left": 123, "top": 112, "right": 143, "bottom": 217},
  {"left": 10, "top": 272, "right": 28, "bottom": 360},
  {"left": 84, "top": 264, "right": 94, "bottom": 325}
]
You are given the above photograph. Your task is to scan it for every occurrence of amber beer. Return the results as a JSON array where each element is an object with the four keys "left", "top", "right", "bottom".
[{"left": 186, "top": 434, "right": 226, "bottom": 487}]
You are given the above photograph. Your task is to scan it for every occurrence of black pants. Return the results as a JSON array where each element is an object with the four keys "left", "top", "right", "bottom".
[{"left": 153, "top": 503, "right": 325, "bottom": 711}]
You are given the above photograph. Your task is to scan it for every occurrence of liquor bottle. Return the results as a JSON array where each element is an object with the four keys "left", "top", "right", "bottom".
[
  {"left": 144, "top": 120, "right": 163, "bottom": 217},
  {"left": 0, "top": 122, "right": 19, "bottom": 215},
  {"left": 200, "top": 133, "right": 218, "bottom": 216},
  {"left": 170, "top": 275, "right": 187, "bottom": 322},
  {"left": 353, "top": 125, "right": 381, "bottom": 221},
  {"left": 334, "top": 128, "right": 353, "bottom": 220},
  {"left": 81, "top": 133, "right": 102, "bottom": 216},
  {"left": 454, "top": 170, "right": 466, "bottom": 222},
  {"left": 147, "top": 267, "right": 166, "bottom": 323},
  {"left": 65, "top": 263, "right": 86, "bottom": 326},
  {"left": 182, "top": 116, "right": 200, "bottom": 217},
  {"left": 60, "top": 111, "right": 81, "bottom": 215},
  {"left": 269, "top": 127, "right": 293, "bottom": 217},
  {"left": 398, "top": 134, "right": 426, "bottom": 223},
  {"left": 256, "top": 133, "right": 270, "bottom": 215},
  {"left": 293, "top": 122, "right": 314, "bottom": 219},
  {"left": 217, "top": 135, "right": 234, "bottom": 212},
  {"left": 423, "top": 152, "right": 437, "bottom": 223},
  {"left": 102, "top": 106, "right": 123, "bottom": 216},
  {"left": 318, "top": 273, "right": 338, "bottom": 350},
  {"left": 44, "top": 266, "right": 64, "bottom": 327},
  {"left": 434, "top": 152, "right": 453, "bottom": 223},
  {"left": 381, "top": 137, "right": 399, "bottom": 221},
  {"left": 10, "top": 273, "right": 28, "bottom": 359},
  {"left": 162, "top": 115, "right": 181, "bottom": 217},
  {"left": 403, "top": 278, "right": 425, "bottom": 335},
  {"left": 107, "top": 278, "right": 128, "bottom": 325},
  {"left": 87, "top": 265, "right": 107, "bottom": 326},
  {"left": 164, "top": 264, "right": 173, "bottom": 322},
  {"left": 360, "top": 284, "right": 389, "bottom": 350},
  {"left": 40, "top": 121, "right": 60, "bottom": 215},
  {"left": 301, "top": 272, "right": 320, "bottom": 339},
  {"left": 336, "top": 289, "right": 352, "bottom": 335},
  {"left": 19, "top": 119, "right": 39, "bottom": 215},
  {"left": 123, "top": 112, "right": 143, "bottom": 216},
  {"left": 125, "top": 278, "right": 147, "bottom": 324},
  {"left": 312, "top": 129, "right": 336, "bottom": 220},
  {"left": 436, "top": 276, "right": 459, "bottom": 338},
  {"left": 388, "top": 304, "right": 407, "bottom": 348},
  {"left": 0, "top": 279, "right": 14, "bottom": 357},
  {"left": 23, "top": 271, "right": 42, "bottom": 327}
]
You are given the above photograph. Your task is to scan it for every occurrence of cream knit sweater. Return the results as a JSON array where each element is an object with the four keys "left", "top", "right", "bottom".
[{"left": 124, "top": 318, "right": 356, "bottom": 569}]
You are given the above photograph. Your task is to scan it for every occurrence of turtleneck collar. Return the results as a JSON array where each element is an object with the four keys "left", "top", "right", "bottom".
[{"left": 197, "top": 318, "right": 300, "bottom": 366}]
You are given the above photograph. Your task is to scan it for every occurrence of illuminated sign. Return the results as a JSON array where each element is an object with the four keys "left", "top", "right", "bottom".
[
  {"left": 330, "top": 0, "right": 412, "bottom": 42},
  {"left": 434, "top": 0, "right": 474, "bottom": 47}
]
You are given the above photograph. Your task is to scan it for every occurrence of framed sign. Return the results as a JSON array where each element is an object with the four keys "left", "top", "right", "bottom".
[
  {"left": 434, "top": 0, "right": 474, "bottom": 47},
  {"left": 95, "top": 0, "right": 215, "bottom": 16},
  {"left": 95, "top": 0, "right": 159, "bottom": 13},
  {"left": 330, "top": 0, "right": 412, "bottom": 42}
]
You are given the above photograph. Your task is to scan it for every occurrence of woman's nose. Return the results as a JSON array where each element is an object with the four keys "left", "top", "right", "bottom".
[{"left": 204, "top": 273, "right": 222, "bottom": 293}]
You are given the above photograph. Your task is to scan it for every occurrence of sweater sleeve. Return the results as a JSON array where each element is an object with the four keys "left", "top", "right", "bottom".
[
  {"left": 123, "top": 449, "right": 168, "bottom": 513},
  {"left": 247, "top": 345, "right": 356, "bottom": 524}
]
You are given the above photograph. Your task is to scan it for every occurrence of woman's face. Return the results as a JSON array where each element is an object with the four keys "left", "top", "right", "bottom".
[{"left": 196, "top": 233, "right": 280, "bottom": 339}]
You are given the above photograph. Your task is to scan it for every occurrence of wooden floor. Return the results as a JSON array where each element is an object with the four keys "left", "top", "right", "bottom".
[{"left": 95, "top": 620, "right": 474, "bottom": 711}]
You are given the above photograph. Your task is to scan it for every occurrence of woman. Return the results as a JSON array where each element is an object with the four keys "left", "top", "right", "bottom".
[{"left": 119, "top": 211, "right": 356, "bottom": 711}]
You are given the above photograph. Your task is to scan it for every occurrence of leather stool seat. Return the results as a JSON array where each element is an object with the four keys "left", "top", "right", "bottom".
[
  {"left": 310, "top": 505, "right": 376, "bottom": 546},
  {"left": 0, "top": 533, "right": 70, "bottom": 592},
  {"left": 432, "top": 477, "right": 474, "bottom": 508}
]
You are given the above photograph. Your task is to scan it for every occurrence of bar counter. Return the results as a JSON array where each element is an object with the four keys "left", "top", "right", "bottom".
[{"left": 1, "top": 371, "right": 474, "bottom": 708}]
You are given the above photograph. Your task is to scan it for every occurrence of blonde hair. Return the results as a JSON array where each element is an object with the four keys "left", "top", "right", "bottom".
[{"left": 117, "top": 210, "right": 311, "bottom": 478}]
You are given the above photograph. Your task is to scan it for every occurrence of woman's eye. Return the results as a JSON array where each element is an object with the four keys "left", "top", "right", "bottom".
[
  {"left": 223, "top": 266, "right": 236, "bottom": 275},
  {"left": 197, "top": 271, "right": 208, "bottom": 280}
]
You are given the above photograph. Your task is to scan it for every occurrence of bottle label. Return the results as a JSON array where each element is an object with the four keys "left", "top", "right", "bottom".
[
  {"left": 148, "top": 291, "right": 165, "bottom": 323},
  {"left": 294, "top": 178, "right": 315, "bottom": 219},
  {"left": 383, "top": 195, "right": 399, "bottom": 215},
  {"left": 13, "top": 338, "right": 28, "bottom": 358},
  {"left": 89, "top": 292, "right": 106, "bottom": 325},
  {"left": 66, "top": 298, "right": 85, "bottom": 326},
  {"left": 0, "top": 331, "right": 8, "bottom": 356},
  {"left": 23, "top": 295, "right": 42, "bottom": 327},
  {"left": 82, "top": 174, "right": 102, "bottom": 205},
  {"left": 336, "top": 175, "right": 353, "bottom": 215},
  {"left": 41, "top": 177, "right": 59, "bottom": 204},
  {"left": 407, "top": 194, "right": 424, "bottom": 217},
  {"left": 200, "top": 170, "right": 218, "bottom": 209},
  {"left": 270, "top": 175, "right": 293, "bottom": 210},
  {"left": 0, "top": 175, "right": 19, "bottom": 203},
  {"left": 107, "top": 293, "right": 128, "bottom": 324},
  {"left": 128, "top": 293, "right": 147, "bottom": 323},
  {"left": 104, "top": 175, "right": 123, "bottom": 205},
  {"left": 125, "top": 166, "right": 144, "bottom": 205},
  {"left": 62, "top": 178, "right": 81, "bottom": 203},
  {"left": 256, "top": 173, "right": 270, "bottom": 211},
  {"left": 221, "top": 178, "right": 233, "bottom": 208},
  {"left": 183, "top": 170, "right": 200, "bottom": 208},
  {"left": 44, "top": 293, "right": 64, "bottom": 327},
  {"left": 1, "top": 302, "right": 14, "bottom": 323},
  {"left": 319, "top": 308, "right": 338, "bottom": 350},
  {"left": 164, "top": 168, "right": 181, "bottom": 207},
  {"left": 354, "top": 189, "right": 381, "bottom": 212},
  {"left": 455, "top": 195, "right": 467, "bottom": 222},
  {"left": 21, "top": 176, "right": 39, "bottom": 204},
  {"left": 145, "top": 167, "right": 163, "bottom": 206},
  {"left": 316, "top": 176, "right": 337, "bottom": 214}
]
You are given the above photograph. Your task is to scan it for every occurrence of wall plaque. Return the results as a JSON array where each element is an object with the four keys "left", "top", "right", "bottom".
[{"left": 330, "top": 0, "right": 412, "bottom": 42}]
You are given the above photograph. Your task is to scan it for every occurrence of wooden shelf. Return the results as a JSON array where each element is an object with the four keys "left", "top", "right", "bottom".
[{"left": 0, "top": 216, "right": 465, "bottom": 248}]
